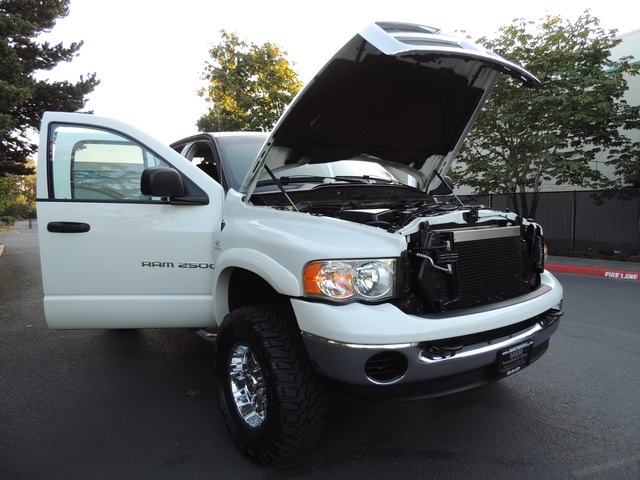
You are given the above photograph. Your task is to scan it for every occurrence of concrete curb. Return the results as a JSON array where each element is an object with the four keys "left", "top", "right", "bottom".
[{"left": 546, "top": 263, "right": 640, "bottom": 281}]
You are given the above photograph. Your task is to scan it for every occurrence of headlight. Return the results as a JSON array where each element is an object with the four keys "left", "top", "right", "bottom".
[{"left": 303, "top": 259, "right": 396, "bottom": 302}]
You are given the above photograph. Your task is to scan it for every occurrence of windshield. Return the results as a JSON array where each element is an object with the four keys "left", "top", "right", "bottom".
[
  {"left": 256, "top": 159, "right": 426, "bottom": 191},
  {"left": 216, "top": 134, "right": 427, "bottom": 192}
]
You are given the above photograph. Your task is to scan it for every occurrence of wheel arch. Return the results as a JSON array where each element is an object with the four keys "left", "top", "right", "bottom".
[{"left": 212, "top": 248, "right": 300, "bottom": 326}]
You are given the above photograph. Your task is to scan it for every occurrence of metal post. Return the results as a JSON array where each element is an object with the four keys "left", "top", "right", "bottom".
[{"left": 571, "top": 191, "right": 577, "bottom": 251}]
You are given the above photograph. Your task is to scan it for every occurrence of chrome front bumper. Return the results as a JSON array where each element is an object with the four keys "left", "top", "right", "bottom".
[{"left": 302, "top": 308, "right": 562, "bottom": 401}]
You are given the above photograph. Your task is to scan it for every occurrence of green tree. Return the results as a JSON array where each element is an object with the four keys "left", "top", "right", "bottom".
[
  {"left": 1, "top": 0, "right": 98, "bottom": 177},
  {"left": 0, "top": 158, "right": 35, "bottom": 219},
  {"left": 453, "top": 11, "right": 640, "bottom": 218},
  {"left": 621, "top": 151, "right": 640, "bottom": 187},
  {"left": 197, "top": 30, "right": 302, "bottom": 132}
]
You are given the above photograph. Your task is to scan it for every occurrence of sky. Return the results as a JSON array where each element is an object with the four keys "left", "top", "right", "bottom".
[{"left": 38, "top": 0, "right": 640, "bottom": 144}]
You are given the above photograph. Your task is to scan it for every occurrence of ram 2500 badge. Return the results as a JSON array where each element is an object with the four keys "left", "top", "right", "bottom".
[{"left": 37, "top": 22, "right": 563, "bottom": 463}]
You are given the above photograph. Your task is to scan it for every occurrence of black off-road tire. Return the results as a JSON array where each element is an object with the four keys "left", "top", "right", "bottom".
[{"left": 215, "top": 303, "right": 327, "bottom": 463}]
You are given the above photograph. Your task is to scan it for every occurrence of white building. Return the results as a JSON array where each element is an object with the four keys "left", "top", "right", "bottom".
[
  {"left": 584, "top": 28, "right": 640, "bottom": 184},
  {"left": 612, "top": 28, "right": 640, "bottom": 109}
]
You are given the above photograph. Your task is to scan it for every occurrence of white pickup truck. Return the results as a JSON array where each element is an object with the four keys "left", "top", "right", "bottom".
[{"left": 37, "top": 22, "right": 563, "bottom": 463}]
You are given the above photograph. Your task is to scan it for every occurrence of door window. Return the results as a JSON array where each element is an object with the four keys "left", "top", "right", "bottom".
[{"left": 48, "top": 124, "right": 173, "bottom": 201}]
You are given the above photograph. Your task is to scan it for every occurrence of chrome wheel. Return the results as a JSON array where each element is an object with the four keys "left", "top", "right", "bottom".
[{"left": 228, "top": 342, "right": 267, "bottom": 428}]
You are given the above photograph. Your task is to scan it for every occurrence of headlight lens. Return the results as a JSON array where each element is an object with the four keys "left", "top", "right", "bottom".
[{"left": 303, "top": 259, "right": 395, "bottom": 301}]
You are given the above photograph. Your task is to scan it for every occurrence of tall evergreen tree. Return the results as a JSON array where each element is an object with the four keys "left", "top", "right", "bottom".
[{"left": 1, "top": 0, "right": 98, "bottom": 176}]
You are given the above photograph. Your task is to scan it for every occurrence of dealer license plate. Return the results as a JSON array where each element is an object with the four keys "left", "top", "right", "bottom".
[{"left": 497, "top": 340, "right": 534, "bottom": 379}]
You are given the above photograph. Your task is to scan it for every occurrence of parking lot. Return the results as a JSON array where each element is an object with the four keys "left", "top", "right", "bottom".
[{"left": 1, "top": 221, "right": 639, "bottom": 479}]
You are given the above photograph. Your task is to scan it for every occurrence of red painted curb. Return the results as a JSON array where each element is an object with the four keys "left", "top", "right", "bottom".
[{"left": 546, "top": 263, "right": 640, "bottom": 281}]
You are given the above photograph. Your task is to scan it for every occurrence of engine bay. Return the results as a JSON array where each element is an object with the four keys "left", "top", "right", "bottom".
[{"left": 253, "top": 184, "right": 546, "bottom": 315}]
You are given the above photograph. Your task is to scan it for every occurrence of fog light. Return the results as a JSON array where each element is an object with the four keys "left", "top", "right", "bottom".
[{"left": 364, "top": 351, "right": 408, "bottom": 384}]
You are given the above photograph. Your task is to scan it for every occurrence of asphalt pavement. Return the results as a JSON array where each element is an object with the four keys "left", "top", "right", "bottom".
[{"left": 2, "top": 219, "right": 640, "bottom": 479}]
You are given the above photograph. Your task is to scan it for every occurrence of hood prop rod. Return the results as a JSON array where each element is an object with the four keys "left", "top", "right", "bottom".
[
  {"left": 264, "top": 165, "right": 299, "bottom": 212},
  {"left": 435, "top": 171, "right": 465, "bottom": 207}
]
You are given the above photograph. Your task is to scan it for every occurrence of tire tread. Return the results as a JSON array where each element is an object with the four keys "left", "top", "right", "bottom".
[{"left": 216, "top": 304, "right": 327, "bottom": 463}]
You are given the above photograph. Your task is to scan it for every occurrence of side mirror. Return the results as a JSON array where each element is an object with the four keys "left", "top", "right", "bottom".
[
  {"left": 428, "top": 176, "right": 454, "bottom": 196},
  {"left": 141, "top": 167, "right": 185, "bottom": 198}
]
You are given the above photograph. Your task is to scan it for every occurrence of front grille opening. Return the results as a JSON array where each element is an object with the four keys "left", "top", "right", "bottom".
[
  {"left": 365, "top": 352, "right": 408, "bottom": 384},
  {"left": 455, "top": 235, "right": 524, "bottom": 307},
  {"left": 410, "top": 225, "right": 534, "bottom": 314}
]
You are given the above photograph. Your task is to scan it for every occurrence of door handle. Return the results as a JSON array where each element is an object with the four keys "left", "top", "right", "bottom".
[{"left": 47, "top": 222, "right": 91, "bottom": 233}]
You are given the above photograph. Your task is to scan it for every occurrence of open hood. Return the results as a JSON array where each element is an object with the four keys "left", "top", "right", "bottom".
[{"left": 241, "top": 21, "right": 540, "bottom": 197}]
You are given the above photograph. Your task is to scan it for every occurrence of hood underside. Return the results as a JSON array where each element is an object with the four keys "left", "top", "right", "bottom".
[{"left": 241, "top": 22, "right": 540, "bottom": 196}]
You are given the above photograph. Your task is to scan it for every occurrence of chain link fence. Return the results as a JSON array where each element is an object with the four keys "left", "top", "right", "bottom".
[{"left": 460, "top": 189, "right": 640, "bottom": 255}]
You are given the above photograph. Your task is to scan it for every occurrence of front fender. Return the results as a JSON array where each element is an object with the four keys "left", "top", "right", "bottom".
[{"left": 212, "top": 248, "right": 300, "bottom": 324}]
